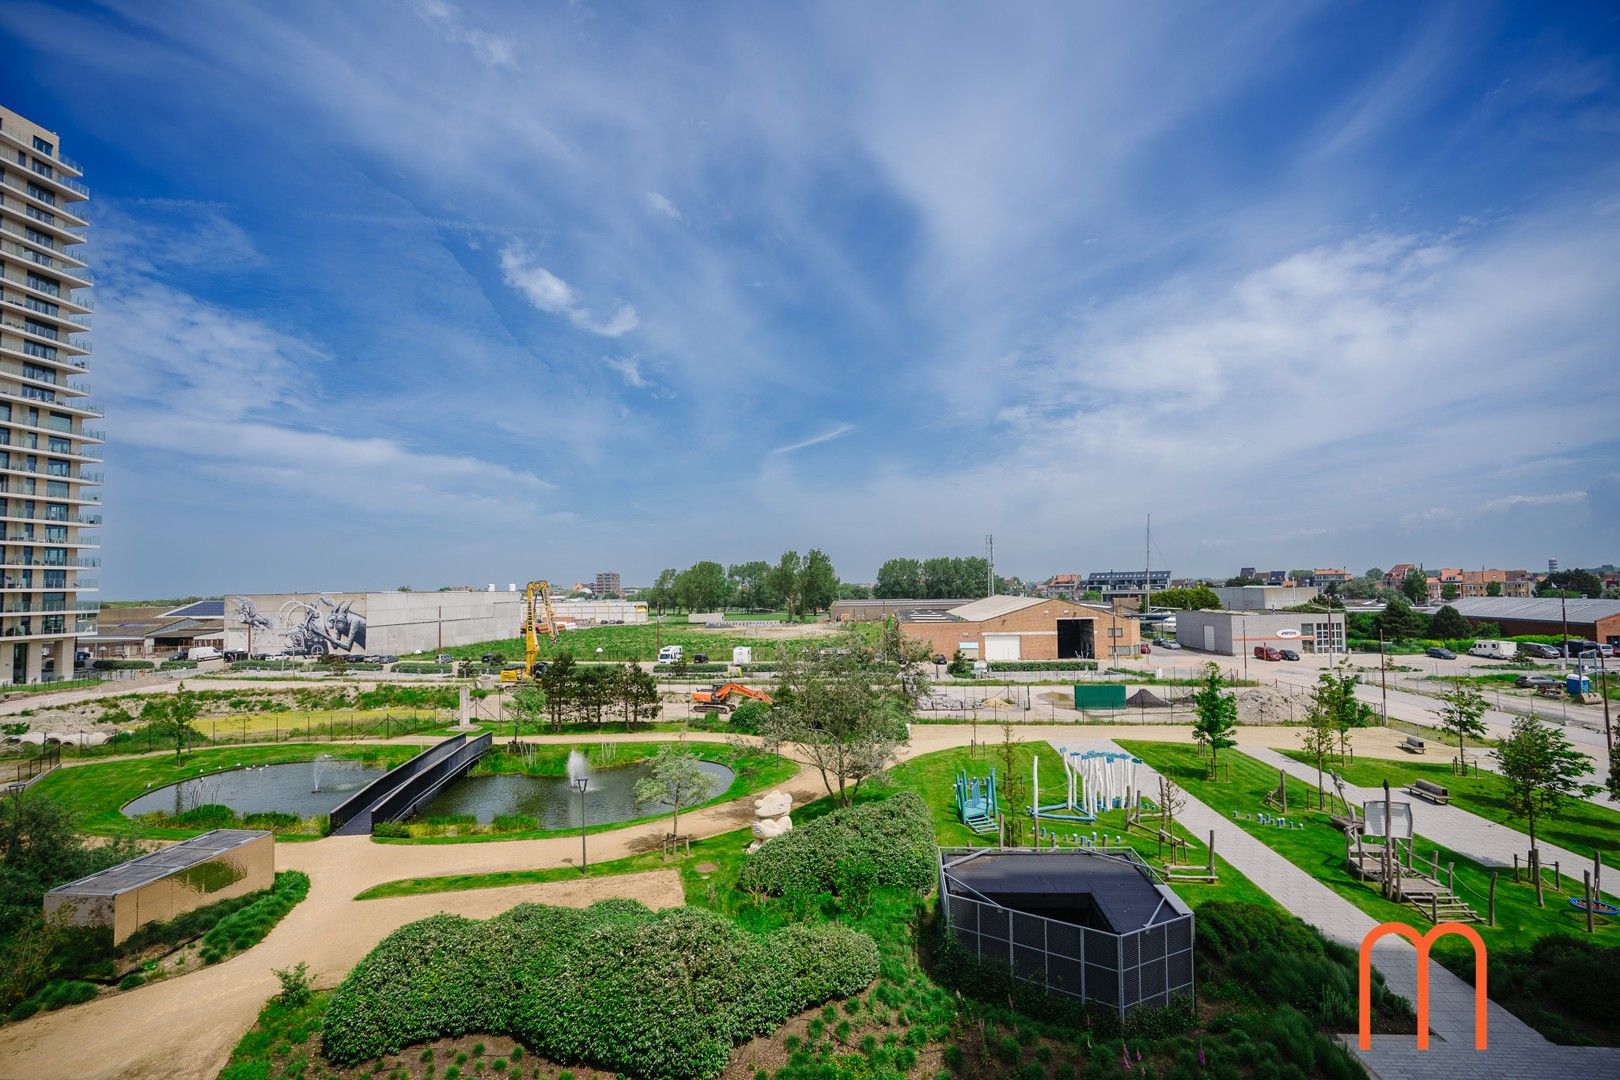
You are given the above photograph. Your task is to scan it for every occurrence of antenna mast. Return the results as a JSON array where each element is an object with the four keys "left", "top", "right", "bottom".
[
  {"left": 1144, "top": 515, "right": 1152, "bottom": 613},
  {"left": 986, "top": 534, "right": 995, "bottom": 595}
]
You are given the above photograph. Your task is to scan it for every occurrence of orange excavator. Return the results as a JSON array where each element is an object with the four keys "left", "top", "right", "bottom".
[{"left": 690, "top": 682, "right": 773, "bottom": 714}]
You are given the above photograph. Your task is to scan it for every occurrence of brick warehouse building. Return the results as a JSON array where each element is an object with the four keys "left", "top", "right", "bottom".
[
  {"left": 898, "top": 595, "right": 1141, "bottom": 662},
  {"left": 1441, "top": 597, "right": 1620, "bottom": 648}
]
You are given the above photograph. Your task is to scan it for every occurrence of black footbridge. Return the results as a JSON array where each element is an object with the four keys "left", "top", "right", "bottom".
[{"left": 328, "top": 731, "right": 492, "bottom": 836}]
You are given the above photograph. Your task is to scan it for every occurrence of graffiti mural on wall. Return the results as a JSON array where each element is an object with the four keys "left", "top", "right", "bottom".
[{"left": 231, "top": 595, "right": 368, "bottom": 655}]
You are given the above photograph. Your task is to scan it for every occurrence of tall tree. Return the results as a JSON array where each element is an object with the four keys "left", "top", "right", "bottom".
[
  {"left": 873, "top": 557, "right": 923, "bottom": 599},
  {"left": 1538, "top": 569, "right": 1604, "bottom": 598},
  {"left": 760, "top": 629, "right": 916, "bottom": 805},
  {"left": 1494, "top": 715, "right": 1598, "bottom": 906},
  {"left": 506, "top": 681, "right": 546, "bottom": 744},
  {"left": 1428, "top": 605, "right": 1472, "bottom": 639},
  {"left": 1372, "top": 597, "right": 1427, "bottom": 642},
  {"left": 646, "top": 568, "right": 678, "bottom": 615},
  {"left": 727, "top": 561, "right": 775, "bottom": 610},
  {"left": 1149, "top": 586, "right": 1221, "bottom": 610},
  {"left": 1431, "top": 685, "right": 1488, "bottom": 770},
  {"left": 920, "top": 556, "right": 958, "bottom": 599},
  {"left": 1189, "top": 663, "right": 1237, "bottom": 779},
  {"left": 768, "top": 551, "right": 805, "bottom": 619},
  {"left": 538, "top": 653, "right": 578, "bottom": 731},
  {"left": 1401, "top": 568, "right": 1430, "bottom": 603},
  {"left": 614, "top": 663, "right": 660, "bottom": 726},
  {"left": 1486, "top": 580, "right": 1503, "bottom": 597},
  {"left": 676, "top": 561, "right": 729, "bottom": 613},
  {"left": 1364, "top": 568, "right": 1383, "bottom": 581},
  {"left": 799, "top": 549, "right": 839, "bottom": 616}
]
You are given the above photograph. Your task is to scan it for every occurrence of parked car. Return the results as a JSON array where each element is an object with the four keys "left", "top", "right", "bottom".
[
  {"left": 1515, "top": 674, "right": 1561, "bottom": 689},
  {"left": 1560, "top": 639, "right": 1603, "bottom": 657},
  {"left": 168, "top": 651, "right": 188, "bottom": 662},
  {"left": 374, "top": 655, "right": 398, "bottom": 665},
  {"left": 1152, "top": 638, "right": 1183, "bottom": 650},
  {"left": 692, "top": 653, "right": 709, "bottom": 664},
  {"left": 932, "top": 653, "right": 947, "bottom": 666},
  {"left": 1517, "top": 642, "right": 1561, "bottom": 659},
  {"left": 1425, "top": 647, "right": 1456, "bottom": 660},
  {"left": 1278, "top": 649, "right": 1300, "bottom": 661},
  {"left": 1253, "top": 645, "right": 1281, "bottom": 661},
  {"left": 435, "top": 654, "right": 454, "bottom": 664},
  {"left": 222, "top": 650, "right": 247, "bottom": 662}
]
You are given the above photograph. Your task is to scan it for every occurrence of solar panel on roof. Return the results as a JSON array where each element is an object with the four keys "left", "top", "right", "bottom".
[{"left": 161, "top": 600, "right": 227, "bottom": 618}]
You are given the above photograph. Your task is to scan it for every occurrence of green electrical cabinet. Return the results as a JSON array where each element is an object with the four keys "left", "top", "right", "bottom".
[{"left": 1072, "top": 684, "right": 1128, "bottom": 710}]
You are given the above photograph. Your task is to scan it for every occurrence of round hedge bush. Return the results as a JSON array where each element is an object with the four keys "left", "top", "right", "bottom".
[
  {"left": 735, "top": 790, "right": 937, "bottom": 897},
  {"left": 321, "top": 899, "right": 876, "bottom": 1079}
]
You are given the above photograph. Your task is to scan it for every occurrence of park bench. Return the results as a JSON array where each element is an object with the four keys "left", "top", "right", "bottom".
[
  {"left": 1399, "top": 735, "right": 1426, "bottom": 754},
  {"left": 1409, "top": 779, "right": 1450, "bottom": 805}
]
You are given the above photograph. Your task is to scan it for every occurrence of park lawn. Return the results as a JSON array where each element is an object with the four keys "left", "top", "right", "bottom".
[
  {"left": 29, "top": 743, "right": 420, "bottom": 838},
  {"left": 363, "top": 743, "right": 1278, "bottom": 913},
  {"left": 371, "top": 740, "right": 797, "bottom": 844},
  {"left": 1279, "top": 748, "right": 1620, "bottom": 862},
  {"left": 1121, "top": 742, "right": 1620, "bottom": 963}
]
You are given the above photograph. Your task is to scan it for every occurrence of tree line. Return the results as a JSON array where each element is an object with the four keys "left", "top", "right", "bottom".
[
  {"left": 873, "top": 556, "right": 995, "bottom": 600},
  {"left": 505, "top": 658, "right": 662, "bottom": 732},
  {"left": 642, "top": 550, "right": 840, "bottom": 619}
]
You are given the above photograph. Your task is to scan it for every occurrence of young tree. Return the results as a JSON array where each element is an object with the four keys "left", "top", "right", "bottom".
[
  {"left": 538, "top": 653, "right": 578, "bottom": 731},
  {"left": 646, "top": 568, "right": 678, "bottom": 615},
  {"left": 573, "top": 665, "right": 613, "bottom": 726},
  {"left": 1440, "top": 583, "right": 1460, "bottom": 602},
  {"left": 1300, "top": 690, "right": 1340, "bottom": 809},
  {"left": 1431, "top": 685, "right": 1488, "bottom": 769},
  {"left": 1486, "top": 580, "right": 1503, "bottom": 597},
  {"left": 1189, "top": 663, "right": 1237, "bottom": 779},
  {"left": 768, "top": 551, "right": 805, "bottom": 619},
  {"left": 143, "top": 683, "right": 201, "bottom": 764},
  {"left": 1429, "top": 605, "right": 1472, "bottom": 639},
  {"left": 760, "top": 630, "right": 914, "bottom": 805},
  {"left": 799, "top": 549, "right": 839, "bottom": 616},
  {"left": 506, "top": 681, "right": 546, "bottom": 743},
  {"left": 1312, "top": 666, "right": 1374, "bottom": 760},
  {"left": 1494, "top": 715, "right": 1599, "bottom": 905},
  {"left": 634, "top": 746, "right": 711, "bottom": 839}
]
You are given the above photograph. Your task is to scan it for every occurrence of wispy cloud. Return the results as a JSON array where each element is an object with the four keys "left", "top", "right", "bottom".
[
  {"left": 410, "top": 0, "right": 515, "bottom": 67},
  {"left": 602, "top": 355, "right": 649, "bottom": 389},
  {"left": 770, "top": 423, "right": 854, "bottom": 455},
  {"left": 1478, "top": 492, "right": 1587, "bottom": 513},
  {"left": 646, "top": 192, "right": 684, "bottom": 222},
  {"left": 499, "top": 242, "right": 639, "bottom": 338}
]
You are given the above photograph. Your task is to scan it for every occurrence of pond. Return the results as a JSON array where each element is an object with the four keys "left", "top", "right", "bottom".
[
  {"left": 122, "top": 758, "right": 391, "bottom": 821},
  {"left": 413, "top": 758, "right": 735, "bottom": 826}
]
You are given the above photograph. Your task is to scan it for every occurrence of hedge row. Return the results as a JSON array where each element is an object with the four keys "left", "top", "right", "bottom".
[
  {"left": 228, "top": 660, "right": 310, "bottom": 671},
  {"left": 321, "top": 899, "right": 877, "bottom": 1079},
  {"left": 391, "top": 662, "right": 451, "bottom": 674},
  {"left": 736, "top": 791, "right": 937, "bottom": 898},
  {"left": 199, "top": 871, "right": 310, "bottom": 964},
  {"left": 987, "top": 660, "right": 1100, "bottom": 672},
  {"left": 158, "top": 660, "right": 198, "bottom": 670},
  {"left": 92, "top": 659, "right": 157, "bottom": 670}
]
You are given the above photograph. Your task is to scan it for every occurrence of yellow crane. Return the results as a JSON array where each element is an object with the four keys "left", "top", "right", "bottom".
[{"left": 500, "top": 580, "right": 560, "bottom": 683}]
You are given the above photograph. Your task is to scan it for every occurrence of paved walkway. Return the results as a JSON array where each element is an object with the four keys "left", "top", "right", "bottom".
[
  {"left": 1243, "top": 746, "right": 1614, "bottom": 900},
  {"left": 1061, "top": 739, "right": 1620, "bottom": 1079}
]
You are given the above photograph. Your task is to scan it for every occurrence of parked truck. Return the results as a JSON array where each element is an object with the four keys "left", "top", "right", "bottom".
[{"left": 1467, "top": 640, "right": 1517, "bottom": 660}]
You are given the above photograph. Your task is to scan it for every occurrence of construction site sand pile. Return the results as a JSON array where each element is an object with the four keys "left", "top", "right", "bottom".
[{"left": 1237, "top": 686, "right": 1297, "bottom": 726}]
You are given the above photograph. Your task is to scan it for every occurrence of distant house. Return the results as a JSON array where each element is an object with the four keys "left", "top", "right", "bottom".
[
  {"left": 1039, "top": 573, "right": 1084, "bottom": 598},
  {"left": 1381, "top": 564, "right": 1417, "bottom": 591}
]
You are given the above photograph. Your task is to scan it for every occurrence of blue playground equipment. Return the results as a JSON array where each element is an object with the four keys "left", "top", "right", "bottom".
[{"left": 955, "top": 768, "right": 998, "bottom": 834}]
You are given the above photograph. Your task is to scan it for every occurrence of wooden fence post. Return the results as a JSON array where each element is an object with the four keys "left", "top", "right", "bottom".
[
  {"left": 1513, "top": 853, "right": 1519, "bottom": 882},
  {"left": 1488, "top": 872, "right": 1497, "bottom": 927},
  {"left": 1585, "top": 871, "right": 1595, "bottom": 934}
]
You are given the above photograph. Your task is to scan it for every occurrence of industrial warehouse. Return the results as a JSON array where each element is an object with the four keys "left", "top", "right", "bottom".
[{"left": 899, "top": 595, "right": 1141, "bottom": 661}]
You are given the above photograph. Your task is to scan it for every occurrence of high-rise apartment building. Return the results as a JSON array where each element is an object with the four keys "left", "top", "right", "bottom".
[
  {"left": 0, "top": 106, "right": 99, "bottom": 684},
  {"left": 594, "top": 570, "right": 621, "bottom": 597}
]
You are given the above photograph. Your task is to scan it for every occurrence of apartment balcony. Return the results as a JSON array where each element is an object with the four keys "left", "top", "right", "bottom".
[
  {"left": 0, "top": 582, "right": 96, "bottom": 594},
  {"left": 19, "top": 203, "right": 86, "bottom": 240},
  {"left": 0, "top": 241, "right": 92, "bottom": 285},
  {"left": 0, "top": 511, "right": 101, "bottom": 528},
  {"left": 0, "top": 364, "right": 92, "bottom": 397},
  {"left": 0, "top": 220, "right": 84, "bottom": 263},
  {"left": 0, "top": 343, "right": 89, "bottom": 377},
  {"left": 0, "top": 557, "right": 98, "bottom": 569},
  {"left": 9, "top": 159, "right": 90, "bottom": 202},
  {"left": 0, "top": 627, "right": 78, "bottom": 642},
  {"left": 0, "top": 171, "right": 87, "bottom": 225},
  {"left": 0, "top": 388, "right": 102, "bottom": 417},
  {"left": 0, "top": 264, "right": 92, "bottom": 311},
  {"left": 1, "top": 533, "right": 97, "bottom": 548},
  {"left": 0, "top": 322, "right": 92, "bottom": 359},
  {"left": 0, "top": 484, "right": 100, "bottom": 505},
  {"left": 0, "top": 294, "right": 90, "bottom": 332}
]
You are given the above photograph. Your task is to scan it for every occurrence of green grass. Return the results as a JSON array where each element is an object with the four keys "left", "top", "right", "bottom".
[
  {"left": 371, "top": 740, "right": 797, "bottom": 844},
  {"left": 407, "top": 620, "right": 858, "bottom": 663},
  {"left": 1121, "top": 742, "right": 1620, "bottom": 964},
  {"left": 361, "top": 742, "right": 1278, "bottom": 912},
  {"left": 1, "top": 678, "right": 101, "bottom": 696},
  {"left": 27, "top": 743, "right": 419, "bottom": 838},
  {"left": 1279, "top": 748, "right": 1620, "bottom": 863}
]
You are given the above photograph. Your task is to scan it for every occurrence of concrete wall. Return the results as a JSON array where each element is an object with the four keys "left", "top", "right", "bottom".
[
  {"left": 45, "top": 832, "right": 274, "bottom": 946},
  {"left": 1174, "top": 610, "right": 1346, "bottom": 655},
  {"left": 1210, "top": 585, "right": 1321, "bottom": 610},
  {"left": 223, "top": 592, "right": 647, "bottom": 655}
]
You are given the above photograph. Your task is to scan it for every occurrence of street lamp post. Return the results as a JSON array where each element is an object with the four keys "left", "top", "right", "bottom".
[{"left": 571, "top": 775, "right": 589, "bottom": 872}]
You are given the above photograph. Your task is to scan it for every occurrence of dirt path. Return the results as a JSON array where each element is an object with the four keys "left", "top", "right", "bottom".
[{"left": 0, "top": 722, "right": 1412, "bottom": 1079}]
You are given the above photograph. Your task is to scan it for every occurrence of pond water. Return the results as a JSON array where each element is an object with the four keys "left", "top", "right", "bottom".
[
  {"left": 414, "top": 758, "right": 735, "bottom": 826},
  {"left": 121, "top": 759, "right": 391, "bottom": 820}
]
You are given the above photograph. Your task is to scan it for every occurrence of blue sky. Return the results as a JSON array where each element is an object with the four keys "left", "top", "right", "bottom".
[{"left": 3, "top": 1, "right": 1618, "bottom": 597}]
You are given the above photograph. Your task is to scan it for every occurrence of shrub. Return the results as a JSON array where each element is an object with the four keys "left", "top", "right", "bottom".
[
  {"left": 736, "top": 791, "right": 937, "bottom": 898},
  {"left": 117, "top": 972, "right": 145, "bottom": 991},
  {"left": 728, "top": 699, "right": 770, "bottom": 734},
  {"left": 158, "top": 660, "right": 199, "bottom": 670},
  {"left": 987, "top": 660, "right": 1099, "bottom": 672},
  {"left": 321, "top": 900, "right": 878, "bottom": 1079},
  {"left": 370, "top": 821, "right": 411, "bottom": 838},
  {"left": 274, "top": 961, "right": 313, "bottom": 1007},
  {"left": 392, "top": 663, "right": 450, "bottom": 674},
  {"left": 198, "top": 871, "right": 310, "bottom": 964},
  {"left": 93, "top": 659, "right": 158, "bottom": 670}
]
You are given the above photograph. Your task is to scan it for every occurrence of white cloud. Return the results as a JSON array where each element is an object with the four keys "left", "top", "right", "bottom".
[
  {"left": 770, "top": 423, "right": 853, "bottom": 455},
  {"left": 499, "top": 242, "right": 639, "bottom": 339},
  {"left": 1478, "top": 492, "right": 1587, "bottom": 513},
  {"left": 411, "top": 0, "right": 515, "bottom": 67},
  {"left": 602, "top": 355, "right": 649, "bottom": 389},
  {"left": 646, "top": 192, "right": 684, "bottom": 222}
]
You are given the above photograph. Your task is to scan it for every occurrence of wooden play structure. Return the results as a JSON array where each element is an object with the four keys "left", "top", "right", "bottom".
[{"left": 1345, "top": 790, "right": 1480, "bottom": 924}]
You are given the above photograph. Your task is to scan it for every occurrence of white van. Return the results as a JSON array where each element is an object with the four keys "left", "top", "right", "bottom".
[
  {"left": 186, "top": 646, "right": 222, "bottom": 662},
  {"left": 732, "top": 646, "right": 752, "bottom": 666},
  {"left": 1468, "top": 640, "right": 1517, "bottom": 660},
  {"left": 657, "top": 645, "right": 684, "bottom": 664}
]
